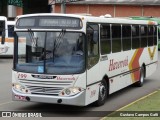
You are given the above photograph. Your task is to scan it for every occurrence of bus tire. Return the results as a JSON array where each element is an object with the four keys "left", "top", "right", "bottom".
[
  {"left": 94, "top": 80, "right": 107, "bottom": 106},
  {"left": 135, "top": 66, "right": 145, "bottom": 87}
]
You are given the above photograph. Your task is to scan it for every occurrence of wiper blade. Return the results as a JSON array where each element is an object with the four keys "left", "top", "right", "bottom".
[
  {"left": 28, "top": 29, "right": 38, "bottom": 47},
  {"left": 52, "top": 29, "right": 66, "bottom": 62},
  {"left": 54, "top": 29, "right": 66, "bottom": 49}
]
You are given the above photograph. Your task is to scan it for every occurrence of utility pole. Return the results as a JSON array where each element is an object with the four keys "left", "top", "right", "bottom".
[{"left": 61, "top": 0, "right": 66, "bottom": 13}]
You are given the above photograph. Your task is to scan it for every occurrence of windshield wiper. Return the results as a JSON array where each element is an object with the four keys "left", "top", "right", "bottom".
[
  {"left": 28, "top": 29, "right": 38, "bottom": 47},
  {"left": 52, "top": 29, "right": 66, "bottom": 62}
]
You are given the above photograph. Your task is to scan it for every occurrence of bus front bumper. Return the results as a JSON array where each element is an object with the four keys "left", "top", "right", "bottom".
[{"left": 12, "top": 88, "right": 86, "bottom": 106}]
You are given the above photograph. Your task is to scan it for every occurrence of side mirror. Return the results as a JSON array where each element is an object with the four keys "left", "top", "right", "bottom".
[{"left": 92, "top": 31, "right": 98, "bottom": 44}]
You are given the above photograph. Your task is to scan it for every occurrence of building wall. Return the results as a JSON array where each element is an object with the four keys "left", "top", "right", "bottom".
[
  {"left": 89, "top": 5, "right": 114, "bottom": 16},
  {"left": 7, "top": 5, "right": 23, "bottom": 20},
  {"left": 55, "top": 4, "right": 160, "bottom": 17},
  {"left": 14, "top": 3, "right": 160, "bottom": 17},
  {"left": 143, "top": 6, "right": 160, "bottom": 17},
  {"left": 115, "top": 5, "right": 142, "bottom": 17},
  {"left": 16, "top": 7, "right": 23, "bottom": 16},
  {"left": 66, "top": 4, "right": 89, "bottom": 14},
  {"left": 0, "top": 0, "right": 23, "bottom": 19}
]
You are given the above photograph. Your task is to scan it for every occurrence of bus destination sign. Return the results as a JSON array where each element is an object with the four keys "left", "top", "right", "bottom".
[
  {"left": 16, "top": 16, "right": 82, "bottom": 29},
  {"left": 39, "top": 18, "right": 81, "bottom": 28}
]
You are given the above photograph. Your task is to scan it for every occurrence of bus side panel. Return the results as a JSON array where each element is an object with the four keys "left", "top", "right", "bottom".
[
  {"left": 143, "top": 46, "right": 158, "bottom": 77},
  {"left": 85, "top": 63, "right": 101, "bottom": 105},
  {"left": 85, "top": 83, "right": 99, "bottom": 105},
  {"left": 99, "top": 46, "right": 158, "bottom": 95},
  {"left": 100, "top": 51, "right": 133, "bottom": 94},
  {"left": 3, "top": 38, "right": 14, "bottom": 56},
  {"left": 146, "top": 62, "right": 157, "bottom": 77},
  {"left": 0, "top": 38, "right": 13, "bottom": 56},
  {"left": 73, "top": 72, "right": 87, "bottom": 89}
]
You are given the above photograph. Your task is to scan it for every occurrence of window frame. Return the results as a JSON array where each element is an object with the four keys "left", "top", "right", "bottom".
[
  {"left": 111, "top": 24, "right": 122, "bottom": 53},
  {"left": 132, "top": 25, "right": 140, "bottom": 49},
  {"left": 122, "top": 24, "right": 132, "bottom": 51},
  {"left": 100, "top": 24, "right": 111, "bottom": 55}
]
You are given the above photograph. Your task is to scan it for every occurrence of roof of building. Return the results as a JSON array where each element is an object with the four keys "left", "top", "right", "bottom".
[{"left": 69, "top": 0, "right": 160, "bottom": 5}]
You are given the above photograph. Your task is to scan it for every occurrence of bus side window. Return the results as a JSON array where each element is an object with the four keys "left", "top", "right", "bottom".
[
  {"left": 153, "top": 26, "right": 157, "bottom": 45},
  {"left": 140, "top": 25, "right": 148, "bottom": 48},
  {"left": 122, "top": 25, "right": 131, "bottom": 51},
  {"left": 158, "top": 26, "right": 160, "bottom": 40},
  {"left": 100, "top": 24, "right": 111, "bottom": 54},
  {"left": 87, "top": 24, "right": 99, "bottom": 69},
  {"left": 0, "top": 21, "right": 5, "bottom": 44},
  {"left": 87, "top": 24, "right": 99, "bottom": 56},
  {"left": 0, "top": 21, "right": 5, "bottom": 36},
  {"left": 132, "top": 25, "right": 140, "bottom": 49},
  {"left": 148, "top": 25, "right": 154, "bottom": 46},
  {"left": 8, "top": 25, "right": 14, "bottom": 37},
  {"left": 112, "top": 24, "right": 121, "bottom": 53}
]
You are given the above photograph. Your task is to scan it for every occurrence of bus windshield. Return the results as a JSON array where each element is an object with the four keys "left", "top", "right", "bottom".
[
  {"left": 15, "top": 31, "right": 85, "bottom": 74},
  {"left": 0, "top": 21, "right": 5, "bottom": 36}
]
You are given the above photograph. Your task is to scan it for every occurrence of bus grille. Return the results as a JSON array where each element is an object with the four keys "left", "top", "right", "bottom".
[{"left": 18, "top": 79, "right": 73, "bottom": 96}]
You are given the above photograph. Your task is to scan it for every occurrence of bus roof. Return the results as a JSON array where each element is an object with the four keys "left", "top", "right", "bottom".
[
  {"left": 0, "top": 16, "right": 7, "bottom": 21},
  {"left": 16, "top": 13, "right": 158, "bottom": 27},
  {"left": 7, "top": 21, "right": 15, "bottom": 25},
  {"left": 130, "top": 16, "right": 160, "bottom": 24}
]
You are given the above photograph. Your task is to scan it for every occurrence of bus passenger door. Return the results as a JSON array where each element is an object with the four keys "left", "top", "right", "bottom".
[{"left": 86, "top": 23, "right": 100, "bottom": 104}]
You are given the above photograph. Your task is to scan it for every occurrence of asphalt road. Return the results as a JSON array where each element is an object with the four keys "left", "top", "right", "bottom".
[{"left": 0, "top": 52, "right": 160, "bottom": 120}]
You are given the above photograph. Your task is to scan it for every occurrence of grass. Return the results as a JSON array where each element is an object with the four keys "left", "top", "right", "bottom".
[{"left": 102, "top": 90, "right": 160, "bottom": 120}]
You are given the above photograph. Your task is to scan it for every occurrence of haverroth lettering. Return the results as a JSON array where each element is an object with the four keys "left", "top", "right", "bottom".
[{"left": 109, "top": 57, "right": 128, "bottom": 71}]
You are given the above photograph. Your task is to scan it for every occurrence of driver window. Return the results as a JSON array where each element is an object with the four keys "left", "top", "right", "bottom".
[{"left": 87, "top": 23, "right": 99, "bottom": 69}]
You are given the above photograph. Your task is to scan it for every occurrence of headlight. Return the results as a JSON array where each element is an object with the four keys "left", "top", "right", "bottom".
[
  {"left": 12, "top": 83, "right": 30, "bottom": 94},
  {"left": 59, "top": 87, "right": 84, "bottom": 97}
]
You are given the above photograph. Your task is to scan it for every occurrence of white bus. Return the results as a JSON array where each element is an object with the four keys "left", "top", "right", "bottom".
[
  {"left": 0, "top": 16, "right": 9, "bottom": 54},
  {"left": 0, "top": 16, "right": 15, "bottom": 56},
  {"left": 12, "top": 13, "right": 158, "bottom": 106},
  {"left": 4, "top": 21, "right": 15, "bottom": 56}
]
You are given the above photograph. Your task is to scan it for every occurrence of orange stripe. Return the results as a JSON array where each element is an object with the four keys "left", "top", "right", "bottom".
[
  {"left": 0, "top": 38, "right": 14, "bottom": 42},
  {"left": 148, "top": 21, "right": 156, "bottom": 25},
  {"left": 129, "top": 49, "right": 139, "bottom": 81},
  {"left": 0, "top": 37, "right": 25, "bottom": 43},
  {"left": 129, "top": 48, "right": 144, "bottom": 83}
]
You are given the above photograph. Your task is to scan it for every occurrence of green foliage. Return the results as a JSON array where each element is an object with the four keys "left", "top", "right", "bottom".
[{"left": 8, "top": 0, "right": 23, "bottom": 7}]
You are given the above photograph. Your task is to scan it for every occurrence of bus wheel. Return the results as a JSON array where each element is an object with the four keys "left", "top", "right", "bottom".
[
  {"left": 136, "top": 66, "right": 145, "bottom": 87},
  {"left": 94, "top": 80, "right": 107, "bottom": 106}
]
